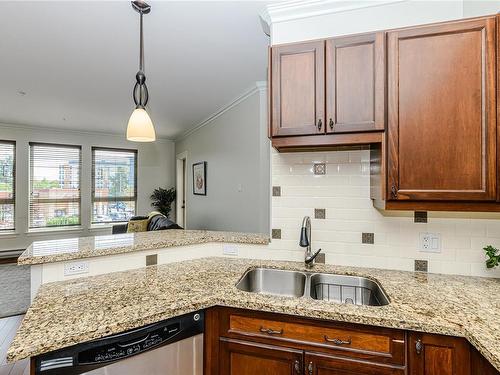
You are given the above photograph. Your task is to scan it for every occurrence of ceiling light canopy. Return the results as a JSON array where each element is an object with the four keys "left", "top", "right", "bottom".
[{"left": 126, "top": 0, "right": 156, "bottom": 142}]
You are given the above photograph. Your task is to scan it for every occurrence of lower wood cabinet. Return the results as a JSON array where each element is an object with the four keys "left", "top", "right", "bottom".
[
  {"left": 408, "top": 333, "right": 470, "bottom": 375},
  {"left": 220, "top": 338, "right": 302, "bottom": 375},
  {"left": 205, "top": 307, "right": 499, "bottom": 375}
]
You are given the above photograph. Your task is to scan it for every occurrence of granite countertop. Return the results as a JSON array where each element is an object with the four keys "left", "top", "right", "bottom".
[
  {"left": 7, "top": 258, "right": 500, "bottom": 371},
  {"left": 18, "top": 230, "right": 270, "bottom": 265}
]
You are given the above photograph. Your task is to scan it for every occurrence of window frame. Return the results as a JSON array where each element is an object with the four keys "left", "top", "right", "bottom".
[
  {"left": 91, "top": 147, "right": 138, "bottom": 224},
  {"left": 0, "top": 140, "right": 16, "bottom": 231},
  {"left": 28, "top": 142, "right": 82, "bottom": 229}
]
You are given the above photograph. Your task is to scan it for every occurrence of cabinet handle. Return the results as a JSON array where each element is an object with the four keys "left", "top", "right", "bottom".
[
  {"left": 294, "top": 360, "right": 301, "bottom": 374},
  {"left": 391, "top": 185, "right": 398, "bottom": 199},
  {"left": 259, "top": 326, "right": 283, "bottom": 335},
  {"left": 415, "top": 339, "right": 423, "bottom": 355},
  {"left": 308, "top": 361, "right": 313, "bottom": 375},
  {"left": 324, "top": 335, "right": 351, "bottom": 345},
  {"left": 329, "top": 118, "right": 334, "bottom": 130},
  {"left": 317, "top": 119, "right": 322, "bottom": 131}
]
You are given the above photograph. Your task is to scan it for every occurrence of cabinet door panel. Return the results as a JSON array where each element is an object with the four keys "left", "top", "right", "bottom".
[
  {"left": 220, "top": 338, "right": 302, "bottom": 375},
  {"left": 326, "top": 33, "right": 385, "bottom": 133},
  {"left": 305, "top": 352, "right": 405, "bottom": 375},
  {"left": 408, "top": 333, "right": 470, "bottom": 375},
  {"left": 271, "top": 41, "right": 325, "bottom": 136},
  {"left": 387, "top": 17, "right": 496, "bottom": 201}
]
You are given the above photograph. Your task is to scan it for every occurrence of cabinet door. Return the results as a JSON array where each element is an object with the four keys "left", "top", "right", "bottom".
[
  {"left": 408, "top": 333, "right": 470, "bottom": 375},
  {"left": 305, "top": 352, "right": 404, "bottom": 375},
  {"left": 387, "top": 17, "right": 497, "bottom": 201},
  {"left": 326, "top": 33, "right": 385, "bottom": 134},
  {"left": 219, "top": 338, "right": 303, "bottom": 375},
  {"left": 271, "top": 41, "right": 325, "bottom": 137}
]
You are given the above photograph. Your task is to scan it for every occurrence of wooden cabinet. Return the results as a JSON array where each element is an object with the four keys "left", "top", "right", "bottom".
[
  {"left": 408, "top": 333, "right": 471, "bottom": 375},
  {"left": 271, "top": 41, "right": 325, "bottom": 137},
  {"left": 386, "top": 17, "right": 497, "bottom": 202},
  {"left": 326, "top": 33, "right": 385, "bottom": 134},
  {"left": 206, "top": 307, "right": 499, "bottom": 375},
  {"left": 305, "top": 352, "right": 404, "bottom": 375},
  {"left": 269, "top": 33, "right": 385, "bottom": 150},
  {"left": 220, "top": 338, "right": 302, "bottom": 375}
]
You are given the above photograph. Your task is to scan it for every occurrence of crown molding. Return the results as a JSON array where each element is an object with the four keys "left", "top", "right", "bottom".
[
  {"left": 174, "top": 81, "right": 268, "bottom": 142},
  {"left": 263, "top": 0, "right": 407, "bottom": 24}
]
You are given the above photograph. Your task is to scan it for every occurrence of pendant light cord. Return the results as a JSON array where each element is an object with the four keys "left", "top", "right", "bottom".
[{"left": 139, "top": 12, "right": 144, "bottom": 72}]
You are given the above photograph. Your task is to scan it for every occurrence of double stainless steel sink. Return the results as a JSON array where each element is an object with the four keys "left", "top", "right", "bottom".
[{"left": 236, "top": 268, "right": 389, "bottom": 306}]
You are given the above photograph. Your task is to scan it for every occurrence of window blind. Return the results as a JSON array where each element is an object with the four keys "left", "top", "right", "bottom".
[
  {"left": 92, "top": 147, "right": 137, "bottom": 223},
  {"left": 0, "top": 141, "right": 15, "bottom": 230},
  {"left": 29, "top": 143, "right": 81, "bottom": 228}
]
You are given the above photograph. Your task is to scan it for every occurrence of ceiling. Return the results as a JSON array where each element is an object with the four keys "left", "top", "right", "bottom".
[{"left": 0, "top": 1, "right": 270, "bottom": 140}]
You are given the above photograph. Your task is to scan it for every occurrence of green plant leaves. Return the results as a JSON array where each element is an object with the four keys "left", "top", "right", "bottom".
[{"left": 483, "top": 245, "right": 500, "bottom": 269}]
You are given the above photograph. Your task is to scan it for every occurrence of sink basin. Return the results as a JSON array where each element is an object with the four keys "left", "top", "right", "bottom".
[
  {"left": 236, "top": 268, "right": 389, "bottom": 306},
  {"left": 236, "top": 268, "right": 306, "bottom": 297},
  {"left": 309, "top": 273, "right": 389, "bottom": 306}
]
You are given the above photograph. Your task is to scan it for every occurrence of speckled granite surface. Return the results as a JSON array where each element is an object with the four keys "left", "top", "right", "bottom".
[
  {"left": 18, "top": 230, "right": 270, "bottom": 265},
  {"left": 7, "top": 258, "right": 500, "bottom": 371}
]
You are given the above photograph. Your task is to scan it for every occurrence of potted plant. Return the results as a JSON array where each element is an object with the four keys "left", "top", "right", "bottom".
[
  {"left": 150, "top": 187, "right": 176, "bottom": 218},
  {"left": 483, "top": 245, "right": 500, "bottom": 269}
]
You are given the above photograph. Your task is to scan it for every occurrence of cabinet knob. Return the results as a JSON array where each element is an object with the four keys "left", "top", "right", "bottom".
[
  {"left": 391, "top": 185, "right": 398, "bottom": 199},
  {"left": 416, "top": 339, "right": 423, "bottom": 355},
  {"left": 317, "top": 119, "right": 322, "bottom": 131},
  {"left": 308, "top": 361, "right": 313, "bottom": 375},
  {"left": 329, "top": 118, "right": 334, "bottom": 130},
  {"left": 294, "top": 360, "right": 301, "bottom": 374}
]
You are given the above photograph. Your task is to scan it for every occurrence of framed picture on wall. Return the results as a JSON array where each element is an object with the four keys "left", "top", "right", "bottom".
[{"left": 192, "top": 161, "right": 207, "bottom": 196}]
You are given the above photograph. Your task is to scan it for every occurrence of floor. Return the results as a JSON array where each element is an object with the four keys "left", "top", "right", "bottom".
[
  {"left": 0, "top": 264, "right": 30, "bottom": 318},
  {"left": 0, "top": 315, "right": 29, "bottom": 375}
]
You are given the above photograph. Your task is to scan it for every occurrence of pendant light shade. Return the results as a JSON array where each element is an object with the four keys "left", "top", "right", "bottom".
[
  {"left": 127, "top": 107, "right": 156, "bottom": 142},
  {"left": 127, "top": 1, "right": 156, "bottom": 142}
]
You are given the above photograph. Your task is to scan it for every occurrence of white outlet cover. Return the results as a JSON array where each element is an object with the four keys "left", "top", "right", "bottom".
[
  {"left": 419, "top": 232, "right": 441, "bottom": 253},
  {"left": 64, "top": 261, "right": 90, "bottom": 276},
  {"left": 223, "top": 244, "right": 238, "bottom": 256}
]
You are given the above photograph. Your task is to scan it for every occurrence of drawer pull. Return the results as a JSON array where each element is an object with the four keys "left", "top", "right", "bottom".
[
  {"left": 259, "top": 326, "right": 283, "bottom": 335},
  {"left": 324, "top": 335, "right": 351, "bottom": 345}
]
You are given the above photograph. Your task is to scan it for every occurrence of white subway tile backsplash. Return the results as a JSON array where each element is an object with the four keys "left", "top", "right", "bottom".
[{"left": 271, "top": 148, "right": 500, "bottom": 278}]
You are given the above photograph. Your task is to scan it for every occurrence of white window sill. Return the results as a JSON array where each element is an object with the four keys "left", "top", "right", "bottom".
[
  {"left": 89, "top": 224, "right": 116, "bottom": 231},
  {"left": 0, "top": 231, "right": 19, "bottom": 239},
  {"left": 26, "top": 226, "right": 84, "bottom": 236}
]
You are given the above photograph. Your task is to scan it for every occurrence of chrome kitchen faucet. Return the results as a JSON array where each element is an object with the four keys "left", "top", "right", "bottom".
[{"left": 300, "top": 216, "right": 322, "bottom": 268}]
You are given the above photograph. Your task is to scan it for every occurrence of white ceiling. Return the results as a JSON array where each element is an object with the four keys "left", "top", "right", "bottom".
[{"left": 0, "top": 1, "right": 270, "bottom": 140}]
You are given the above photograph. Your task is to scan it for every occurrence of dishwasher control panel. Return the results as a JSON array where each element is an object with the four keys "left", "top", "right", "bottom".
[{"left": 78, "top": 322, "right": 180, "bottom": 364}]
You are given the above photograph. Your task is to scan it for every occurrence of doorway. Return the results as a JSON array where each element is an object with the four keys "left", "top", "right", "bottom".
[{"left": 176, "top": 151, "right": 188, "bottom": 228}]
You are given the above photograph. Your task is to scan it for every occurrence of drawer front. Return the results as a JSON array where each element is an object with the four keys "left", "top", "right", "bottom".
[{"left": 223, "top": 311, "right": 405, "bottom": 365}]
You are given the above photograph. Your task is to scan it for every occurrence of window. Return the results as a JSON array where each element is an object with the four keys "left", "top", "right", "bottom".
[
  {"left": 29, "top": 143, "right": 81, "bottom": 228},
  {"left": 92, "top": 148, "right": 137, "bottom": 223},
  {"left": 0, "top": 141, "right": 15, "bottom": 230}
]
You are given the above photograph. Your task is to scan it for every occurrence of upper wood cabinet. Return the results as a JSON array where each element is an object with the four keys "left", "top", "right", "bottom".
[
  {"left": 326, "top": 33, "right": 385, "bottom": 134},
  {"left": 271, "top": 41, "right": 325, "bottom": 137},
  {"left": 387, "top": 17, "right": 497, "bottom": 202}
]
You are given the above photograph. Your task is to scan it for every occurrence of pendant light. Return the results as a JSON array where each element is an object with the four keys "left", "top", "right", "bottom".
[{"left": 127, "top": 1, "right": 156, "bottom": 142}]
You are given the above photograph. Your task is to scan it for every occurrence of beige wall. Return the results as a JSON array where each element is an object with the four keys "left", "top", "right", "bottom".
[{"left": 0, "top": 123, "right": 175, "bottom": 251}]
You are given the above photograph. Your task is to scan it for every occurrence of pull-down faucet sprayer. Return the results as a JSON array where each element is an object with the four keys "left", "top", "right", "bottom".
[{"left": 300, "top": 216, "right": 322, "bottom": 268}]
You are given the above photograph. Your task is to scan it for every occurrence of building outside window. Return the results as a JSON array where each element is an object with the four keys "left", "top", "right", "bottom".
[
  {"left": 92, "top": 148, "right": 137, "bottom": 223},
  {"left": 29, "top": 143, "right": 81, "bottom": 228},
  {"left": 0, "top": 141, "right": 15, "bottom": 230}
]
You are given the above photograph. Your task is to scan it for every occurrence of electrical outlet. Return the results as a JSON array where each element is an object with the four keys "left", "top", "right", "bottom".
[
  {"left": 419, "top": 232, "right": 441, "bottom": 253},
  {"left": 223, "top": 244, "right": 238, "bottom": 256},
  {"left": 64, "top": 261, "right": 89, "bottom": 276}
]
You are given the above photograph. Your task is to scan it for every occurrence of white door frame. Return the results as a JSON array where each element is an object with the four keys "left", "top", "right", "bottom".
[{"left": 176, "top": 151, "right": 188, "bottom": 228}]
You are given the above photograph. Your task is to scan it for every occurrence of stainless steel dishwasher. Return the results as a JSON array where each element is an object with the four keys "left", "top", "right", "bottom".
[{"left": 34, "top": 311, "right": 204, "bottom": 375}]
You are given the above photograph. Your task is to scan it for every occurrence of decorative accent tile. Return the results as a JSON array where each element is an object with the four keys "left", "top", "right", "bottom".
[
  {"left": 315, "top": 252, "right": 326, "bottom": 264},
  {"left": 272, "top": 229, "right": 281, "bottom": 239},
  {"left": 361, "top": 233, "right": 374, "bottom": 244},
  {"left": 313, "top": 163, "right": 326, "bottom": 175},
  {"left": 414, "top": 211, "right": 428, "bottom": 223},
  {"left": 415, "top": 260, "right": 428, "bottom": 272},
  {"left": 146, "top": 254, "right": 158, "bottom": 266},
  {"left": 314, "top": 209, "right": 326, "bottom": 219},
  {"left": 272, "top": 186, "right": 281, "bottom": 197}
]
